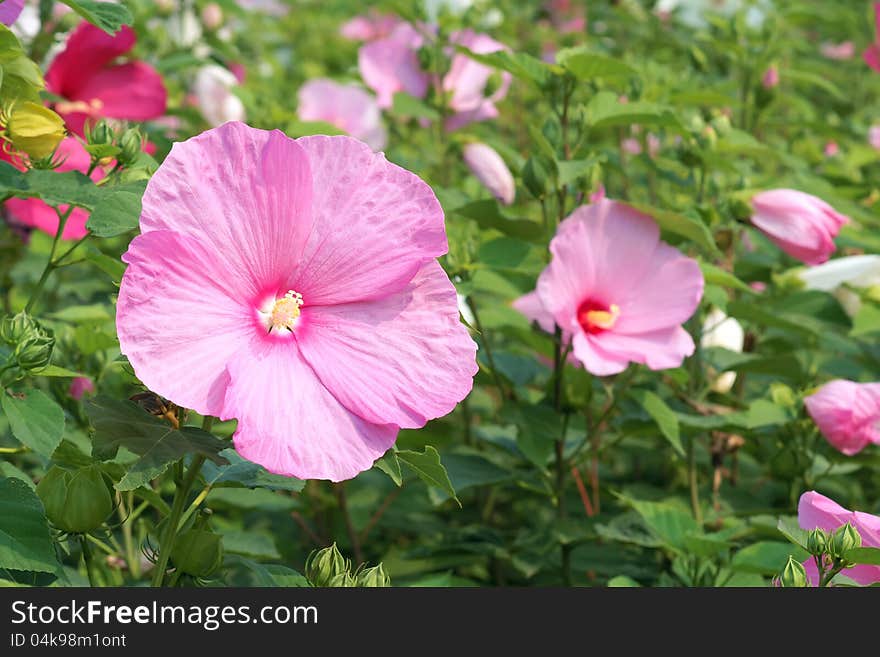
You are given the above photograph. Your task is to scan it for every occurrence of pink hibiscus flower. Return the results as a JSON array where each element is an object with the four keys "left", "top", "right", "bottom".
[
  {"left": 864, "top": 3, "right": 880, "bottom": 72},
  {"left": 514, "top": 199, "right": 704, "bottom": 376},
  {"left": 0, "top": 0, "right": 23, "bottom": 26},
  {"left": 821, "top": 41, "right": 854, "bottom": 60},
  {"left": 443, "top": 30, "right": 512, "bottom": 131},
  {"left": 116, "top": 122, "right": 477, "bottom": 481},
  {"left": 340, "top": 12, "right": 402, "bottom": 41},
  {"left": 798, "top": 491, "right": 880, "bottom": 586},
  {"left": 358, "top": 22, "right": 429, "bottom": 109},
  {"left": 297, "top": 79, "right": 387, "bottom": 151},
  {"left": 46, "top": 22, "right": 167, "bottom": 137},
  {"left": 804, "top": 380, "right": 880, "bottom": 456},
  {"left": 1, "top": 137, "right": 104, "bottom": 239}
]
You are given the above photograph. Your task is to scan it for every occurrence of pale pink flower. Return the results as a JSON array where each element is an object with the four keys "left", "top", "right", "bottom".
[
  {"left": 798, "top": 491, "right": 880, "bottom": 586},
  {"left": 462, "top": 142, "right": 514, "bottom": 205},
  {"left": 341, "top": 12, "right": 402, "bottom": 41},
  {"left": 69, "top": 377, "right": 95, "bottom": 400},
  {"left": 869, "top": 125, "right": 880, "bottom": 150},
  {"left": 297, "top": 79, "right": 386, "bottom": 151},
  {"left": 358, "top": 22, "right": 429, "bottom": 109},
  {"left": 514, "top": 199, "right": 703, "bottom": 376},
  {"left": 193, "top": 64, "right": 246, "bottom": 127},
  {"left": 443, "top": 29, "right": 512, "bottom": 131},
  {"left": 647, "top": 133, "right": 661, "bottom": 157},
  {"left": 749, "top": 281, "right": 767, "bottom": 293},
  {"left": 1, "top": 137, "right": 105, "bottom": 239},
  {"left": 823, "top": 141, "right": 839, "bottom": 157},
  {"left": 761, "top": 65, "right": 779, "bottom": 89},
  {"left": 804, "top": 380, "right": 880, "bottom": 455},
  {"left": 201, "top": 2, "right": 223, "bottom": 30},
  {"left": 116, "top": 123, "right": 477, "bottom": 481},
  {"left": 821, "top": 41, "right": 854, "bottom": 60},
  {"left": 621, "top": 137, "right": 641, "bottom": 155},
  {"left": 749, "top": 189, "right": 849, "bottom": 266}
]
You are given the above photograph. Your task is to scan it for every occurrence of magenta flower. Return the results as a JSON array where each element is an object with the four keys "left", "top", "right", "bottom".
[
  {"left": 749, "top": 189, "right": 849, "bottom": 266},
  {"left": 804, "top": 380, "right": 880, "bottom": 456},
  {"left": 340, "top": 12, "right": 402, "bottom": 41},
  {"left": 823, "top": 141, "right": 839, "bottom": 157},
  {"left": 46, "top": 22, "right": 167, "bottom": 136},
  {"left": 116, "top": 122, "right": 477, "bottom": 481},
  {"left": 462, "top": 142, "right": 514, "bottom": 205},
  {"left": 358, "top": 22, "right": 429, "bottom": 109},
  {"left": 1, "top": 137, "right": 104, "bottom": 239},
  {"left": 297, "top": 79, "right": 387, "bottom": 151},
  {"left": 864, "top": 3, "right": 880, "bottom": 72},
  {"left": 761, "top": 65, "right": 779, "bottom": 89},
  {"left": 821, "top": 41, "right": 855, "bottom": 60},
  {"left": 69, "top": 377, "right": 96, "bottom": 400},
  {"left": 798, "top": 491, "right": 880, "bottom": 586},
  {"left": 0, "top": 0, "right": 23, "bottom": 26},
  {"left": 513, "top": 199, "right": 704, "bottom": 376}
]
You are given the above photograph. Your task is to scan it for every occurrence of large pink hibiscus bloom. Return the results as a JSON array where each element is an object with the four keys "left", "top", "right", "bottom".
[
  {"left": 1, "top": 137, "right": 104, "bottom": 239},
  {"left": 116, "top": 122, "right": 477, "bottom": 481},
  {"left": 514, "top": 199, "right": 704, "bottom": 376},
  {"left": 798, "top": 491, "right": 880, "bottom": 586},
  {"left": 46, "top": 22, "right": 167, "bottom": 136}
]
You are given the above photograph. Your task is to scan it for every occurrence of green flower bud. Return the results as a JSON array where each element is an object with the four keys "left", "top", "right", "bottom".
[
  {"left": 117, "top": 128, "right": 143, "bottom": 166},
  {"left": 830, "top": 522, "right": 861, "bottom": 558},
  {"left": 326, "top": 571, "right": 357, "bottom": 587},
  {"left": 85, "top": 120, "right": 114, "bottom": 148},
  {"left": 777, "top": 555, "right": 807, "bottom": 588},
  {"left": 806, "top": 528, "right": 828, "bottom": 556},
  {"left": 36, "top": 465, "right": 115, "bottom": 534},
  {"left": 0, "top": 312, "right": 31, "bottom": 344},
  {"left": 522, "top": 156, "right": 551, "bottom": 200},
  {"left": 171, "top": 528, "right": 224, "bottom": 577},
  {"left": 710, "top": 113, "right": 732, "bottom": 136},
  {"left": 356, "top": 563, "right": 391, "bottom": 587},
  {"left": 1, "top": 312, "right": 54, "bottom": 373},
  {"left": 15, "top": 330, "right": 54, "bottom": 372},
  {"left": 305, "top": 543, "right": 350, "bottom": 587}
]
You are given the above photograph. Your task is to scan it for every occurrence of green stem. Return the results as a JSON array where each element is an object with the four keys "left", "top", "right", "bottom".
[
  {"left": 466, "top": 296, "right": 511, "bottom": 401},
  {"left": 53, "top": 234, "right": 91, "bottom": 268},
  {"left": 80, "top": 535, "right": 100, "bottom": 587},
  {"left": 24, "top": 206, "right": 73, "bottom": 313},
  {"left": 687, "top": 436, "right": 703, "bottom": 526},
  {"left": 151, "top": 416, "right": 213, "bottom": 587},
  {"left": 334, "top": 482, "right": 363, "bottom": 565}
]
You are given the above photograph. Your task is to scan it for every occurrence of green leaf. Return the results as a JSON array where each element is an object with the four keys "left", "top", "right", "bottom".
[
  {"left": 556, "top": 157, "right": 602, "bottom": 186},
  {"left": 454, "top": 199, "right": 544, "bottom": 242},
  {"left": 625, "top": 498, "right": 699, "bottom": 552},
  {"left": 557, "top": 48, "right": 637, "bottom": 81},
  {"left": 222, "top": 555, "right": 310, "bottom": 587},
  {"left": 33, "top": 365, "right": 83, "bottom": 378},
  {"left": 390, "top": 92, "right": 440, "bottom": 121},
  {"left": 0, "top": 477, "right": 59, "bottom": 573},
  {"left": 374, "top": 452, "right": 402, "bottom": 486},
  {"left": 201, "top": 449, "right": 304, "bottom": 492},
  {"left": 397, "top": 446, "right": 459, "bottom": 506},
  {"left": 731, "top": 541, "right": 808, "bottom": 575},
  {"left": 86, "top": 396, "right": 229, "bottom": 491},
  {"left": 454, "top": 47, "right": 560, "bottom": 86},
  {"left": 699, "top": 261, "right": 755, "bottom": 294},
  {"left": 83, "top": 249, "right": 126, "bottom": 281},
  {"left": 21, "top": 169, "right": 99, "bottom": 208},
  {"left": 585, "top": 91, "right": 681, "bottom": 129},
  {"left": 509, "top": 402, "right": 561, "bottom": 467},
  {"left": 221, "top": 531, "right": 280, "bottom": 560},
  {"left": 59, "top": 1, "right": 133, "bottom": 34},
  {"left": 777, "top": 516, "right": 809, "bottom": 551},
  {"left": 850, "top": 301, "right": 880, "bottom": 337},
  {"left": 86, "top": 181, "right": 147, "bottom": 237},
  {"left": 628, "top": 202, "right": 719, "bottom": 256},
  {"left": 630, "top": 390, "right": 683, "bottom": 456},
  {"left": 844, "top": 547, "right": 880, "bottom": 566},
  {"left": 1, "top": 389, "right": 65, "bottom": 458},
  {"left": 746, "top": 399, "right": 791, "bottom": 429}
]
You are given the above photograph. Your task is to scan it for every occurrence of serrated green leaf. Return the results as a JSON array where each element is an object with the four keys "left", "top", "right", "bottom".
[
  {"left": 397, "top": 446, "right": 459, "bottom": 505},
  {"left": 390, "top": 91, "right": 440, "bottom": 120},
  {"left": 628, "top": 202, "right": 719, "bottom": 256},
  {"left": 557, "top": 48, "right": 637, "bottom": 80},
  {"left": 86, "top": 181, "right": 147, "bottom": 237},
  {"left": 59, "top": 0, "right": 133, "bottom": 35},
  {"left": 1, "top": 388, "right": 65, "bottom": 458},
  {"left": 586, "top": 91, "right": 681, "bottom": 129},
  {"left": 699, "top": 261, "right": 755, "bottom": 294},
  {"left": 0, "top": 477, "right": 59, "bottom": 573},
  {"left": 374, "top": 452, "right": 402, "bottom": 487},
  {"left": 732, "top": 541, "right": 809, "bottom": 575},
  {"left": 777, "top": 516, "right": 809, "bottom": 551},
  {"left": 454, "top": 46, "right": 560, "bottom": 86},
  {"left": 201, "top": 449, "right": 304, "bottom": 491}
]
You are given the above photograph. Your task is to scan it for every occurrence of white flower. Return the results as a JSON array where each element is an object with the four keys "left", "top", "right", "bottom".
[
  {"left": 701, "top": 307, "right": 744, "bottom": 394},
  {"left": 797, "top": 255, "right": 880, "bottom": 317},
  {"left": 193, "top": 65, "right": 246, "bottom": 127}
]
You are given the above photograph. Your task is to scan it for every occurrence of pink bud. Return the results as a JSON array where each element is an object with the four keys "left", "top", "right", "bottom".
[
  {"left": 805, "top": 380, "right": 880, "bottom": 455},
  {"left": 462, "top": 142, "right": 515, "bottom": 205},
  {"left": 589, "top": 184, "right": 605, "bottom": 204},
  {"left": 750, "top": 189, "right": 849, "bottom": 265},
  {"left": 869, "top": 125, "right": 880, "bottom": 150},
  {"left": 69, "top": 377, "right": 95, "bottom": 401},
  {"left": 762, "top": 65, "right": 779, "bottom": 89},
  {"left": 749, "top": 281, "right": 767, "bottom": 293},
  {"left": 823, "top": 141, "right": 839, "bottom": 157},
  {"left": 202, "top": 3, "right": 223, "bottom": 30}
]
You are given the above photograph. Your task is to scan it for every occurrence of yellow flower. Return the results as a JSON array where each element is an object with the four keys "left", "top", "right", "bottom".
[{"left": 5, "top": 102, "right": 66, "bottom": 160}]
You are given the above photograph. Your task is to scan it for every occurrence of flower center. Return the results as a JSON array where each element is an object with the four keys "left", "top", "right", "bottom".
[
  {"left": 265, "top": 290, "right": 303, "bottom": 333},
  {"left": 577, "top": 299, "right": 620, "bottom": 334}
]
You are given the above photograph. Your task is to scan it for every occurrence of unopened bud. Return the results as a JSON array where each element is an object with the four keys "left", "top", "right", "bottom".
[
  {"left": 36, "top": 465, "right": 115, "bottom": 534},
  {"left": 86, "top": 120, "right": 114, "bottom": 148},
  {"left": 777, "top": 555, "right": 808, "bottom": 588},
  {"left": 117, "top": 128, "right": 143, "bottom": 165},
  {"left": 305, "top": 543, "right": 349, "bottom": 587},
  {"left": 201, "top": 3, "right": 224, "bottom": 30},
  {"left": 171, "top": 528, "right": 223, "bottom": 577},
  {"left": 830, "top": 522, "right": 861, "bottom": 558},
  {"left": 356, "top": 563, "right": 391, "bottom": 587},
  {"left": 4, "top": 102, "right": 66, "bottom": 161},
  {"left": 806, "top": 528, "right": 828, "bottom": 556}
]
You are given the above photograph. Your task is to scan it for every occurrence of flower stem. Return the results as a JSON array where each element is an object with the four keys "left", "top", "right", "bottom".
[
  {"left": 466, "top": 296, "right": 511, "bottom": 401},
  {"left": 24, "top": 206, "right": 73, "bottom": 313},
  {"left": 687, "top": 436, "right": 703, "bottom": 526},
  {"left": 151, "top": 416, "right": 213, "bottom": 586},
  {"left": 80, "top": 535, "right": 100, "bottom": 587}
]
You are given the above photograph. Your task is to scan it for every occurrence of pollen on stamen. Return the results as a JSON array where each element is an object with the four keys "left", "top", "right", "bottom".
[{"left": 268, "top": 290, "right": 303, "bottom": 333}]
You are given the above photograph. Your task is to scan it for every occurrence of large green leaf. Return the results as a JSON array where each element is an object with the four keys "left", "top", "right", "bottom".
[
  {"left": 201, "top": 449, "right": 304, "bottom": 492},
  {"left": 455, "top": 47, "right": 560, "bottom": 86},
  {"left": 454, "top": 200, "right": 544, "bottom": 242},
  {"left": 625, "top": 497, "right": 700, "bottom": 552},
  {"left": 0, "top": 477, "right": 59, "bottom": 573},
  {"left": 59, "top": 1, "right": 133, "bottom": 34},
  {"left": 557, "top": 48, "right": 637, "bottom": 81},
  {"left": 1, "top": 388, "right": 65, "bottom": 458},
  {"left": 86, "top": 396, "right": 229, "bottom": 491},
  {"left": 585, "top": 91, "right": 681, "bottom": 129},
  {"left": 86, "top": 181, "right": 147, "bottom": 237},
  {"left": 630, "top": 390, "right": 684, "bottom": 457},
  {"left": 628, "top": 202, "right": 719, "bottom": 256},
  {"left": 731, "top": 541, "right": 808, "bottom": 575},
  {"left": 396, "top": 446, "right": 459, "bottom": 505},
  {"left": 845, "top": 547, "right": 880, "bottom": 566}
]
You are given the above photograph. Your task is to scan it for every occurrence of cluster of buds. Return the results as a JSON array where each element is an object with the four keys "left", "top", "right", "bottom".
[
  {"left": 36, "top": 465, "right": 115, "bottom": 535},
  {"left": 304, "top": 543, "right": 391, "bottom": 587},
  {"left": 84, "top": 119, "right": 144, "bottom": 169},
  {"left": 0, "top": 100, "right": 66, "bottom": 167},
  {"left": 776, "top": 522, "right": 863, "bottom": 587},
  {"left": 0, "top": 312, "right": 55, "bottom": 385}
]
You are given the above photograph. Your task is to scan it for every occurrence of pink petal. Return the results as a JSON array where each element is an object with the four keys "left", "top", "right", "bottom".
[
  {"left": 46, "top": 23, "right": 136, "bottom": 100},
  {"left": 444, "top": 30, "right": 509, "bottom": 113},
  {"left": 223, "top": 337, "right": 398, "bottom": 481},
  {"left": 117, "top": 230, "right": 255, "bottom": 416},
  {"left": 290, "top": 135, "right": 447, "bottom": 305},
  {"left": 798, "top": 490, "right": 852, "bottom": 532},
  {"left": 358, "top": 23, "right": 429, "bottom": 109},
  {"left": 512, "top": 291, "right": 555, "bottom": 333},
  {"left": 804, "top": 380, "right": 880, "bottom": 455},
  {"left": 571, "top": 331, "right": 629, "bottom": 376},
  {"left": 296, "top": 261, "right": 476, "bottom": 429},
  {"left": 297, "top": 79, "right": 386, "bottom": 150},
  {"left": 0, "top": 0, "right": 24, "bottom": 25},
  {"left": 590, "top": 326, "right": 695, "bottom": 371},
  {"left": 139, "top": 122, "right": 314, "bottom": 302},
  {"left": 865, "top": 44, "right": 880, "bottom": 72},
  {"left": 68, "top": 62, "right": 168, "bottom": 123}
]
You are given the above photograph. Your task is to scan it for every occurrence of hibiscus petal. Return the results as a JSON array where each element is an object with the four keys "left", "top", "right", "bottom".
[
  {"left": 358, "top": 24, "right": 429, "bottom": 109},
  {"left": 46, "top": 23, "right": 136, "bottom": 100},
  {"left": 797, "top": 491, "right": 851, "bottom": 532},
  {"left": 571, "top": 331, "right": 629, "bottom": 376},
  {"left": 118, "top": 230, "right": 255, "bottom": 416},
  {"left": 223, "top": 337, "right": 398, "bottom": 482},
  {"left": 295, "top": 261, "right": 477, "bottom": 429},
  {"left": 291, "top": 135, "right": 447, "bottom": 305},
  {"left": 70, "top": 62, "right": 167, "bottom": 123},
  {"left": 139, "top": 122, "right": 313, "bottom": 301},
  {"left": 590, "top": 326, "right": 695, "bottom": 371},
  {"left": 512, "top": 290, "right": 555, "bottom": 333}
]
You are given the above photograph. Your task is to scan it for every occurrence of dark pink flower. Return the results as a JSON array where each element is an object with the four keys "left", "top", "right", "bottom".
[
  {"left": 823, "top": 141, "right": 839, "bottom": 157},
  {"left": 798, "top": 491, "right": 880, "bottom": 586},
  {"left": 69, "top": 377, "right": 95, "bottom": 400},
  {"left": 1, "top": 137, "right": 104, "bottom": 238},
  {"left": 864, "top": 3, "right": 880, "bottom": 72},
  {"left": 761, "top": 65, "right": 779, "bottom": 89},
  {"left": 46, "top": 22, "right": 167, "bottom": 136},
  {"left": 804, "top": 380, "right": 880, "bottom": 455}
]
